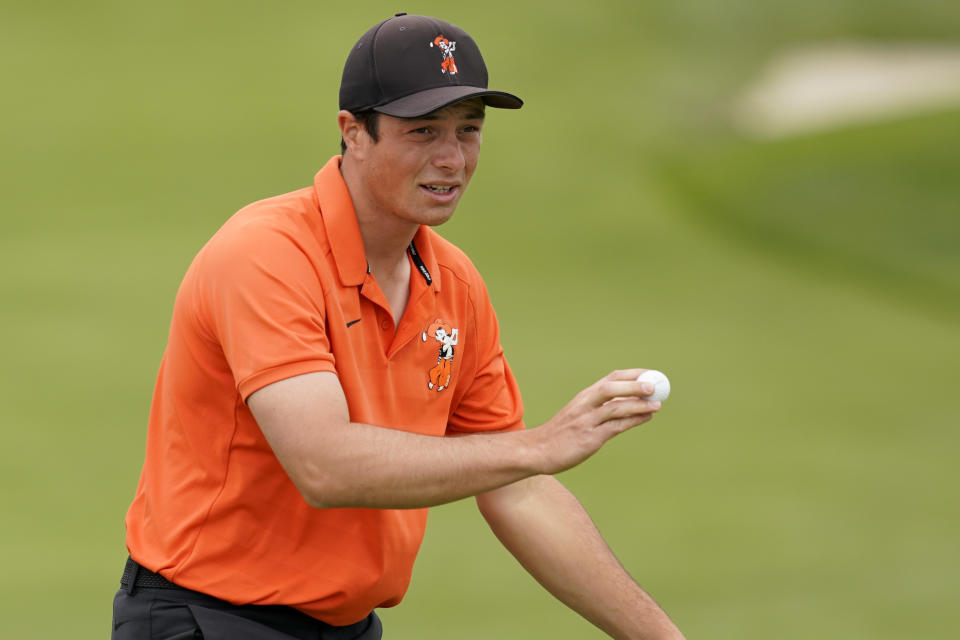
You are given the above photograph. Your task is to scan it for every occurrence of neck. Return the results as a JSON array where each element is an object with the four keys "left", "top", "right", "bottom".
[{"left": 340, "top": 155, "right": 419, "bottom": 275}]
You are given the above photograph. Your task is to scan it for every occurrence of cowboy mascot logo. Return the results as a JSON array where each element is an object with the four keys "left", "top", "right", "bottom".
[
  {"left": 421, "top": 319, "right": 459, "bottom": 391},
  {"left": 429, "top": 35, "right": 458, "bottom": 75}
]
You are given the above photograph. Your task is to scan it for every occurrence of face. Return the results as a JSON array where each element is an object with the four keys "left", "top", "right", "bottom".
[{"left": 342, "top": 99, "right": 484, "bottom": 228}]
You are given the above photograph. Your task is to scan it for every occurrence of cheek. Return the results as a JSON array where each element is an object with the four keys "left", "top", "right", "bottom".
[
  {"left": 463, "top": 145, "right": 481, "bottom": 176},
  {"left": 370, "top": 159, "right": 407, "bottom": 192},
  {"left": 382, "top": 153, "right": 423, "bottom": 184},
  {"left": 464, "top": 158, "right": 479, "bottom": 183}
]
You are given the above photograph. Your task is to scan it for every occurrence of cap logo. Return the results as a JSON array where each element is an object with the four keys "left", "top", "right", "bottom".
[{"left": 429, "top": 35, "right": 458, "bottom": 75}]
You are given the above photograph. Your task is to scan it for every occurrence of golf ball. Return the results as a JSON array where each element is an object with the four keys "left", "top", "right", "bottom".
[{"left": 636, "top": 370, "right": 671, "bottom": 403}]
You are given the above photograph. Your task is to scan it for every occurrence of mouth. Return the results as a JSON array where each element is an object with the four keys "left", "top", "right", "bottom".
[{"left": 420, "top": 184, "right": 460, "bottom": 200}]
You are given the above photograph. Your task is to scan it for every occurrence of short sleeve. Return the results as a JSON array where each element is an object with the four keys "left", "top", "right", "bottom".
[
  {"left": 446, "top": 275, "right": 525, "bottom": 435},
  {"left": 196, "top": 222, "right": 336, "bottom": 400}
]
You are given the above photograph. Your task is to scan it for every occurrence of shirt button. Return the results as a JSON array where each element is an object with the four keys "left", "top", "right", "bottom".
[{"left": 381, "top": 319, "right": 391, "bottom": 331}]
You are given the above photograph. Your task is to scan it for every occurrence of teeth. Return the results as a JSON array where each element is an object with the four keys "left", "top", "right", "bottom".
[{"left": 425, "top": 185, "right": 452, "bottom": 193}]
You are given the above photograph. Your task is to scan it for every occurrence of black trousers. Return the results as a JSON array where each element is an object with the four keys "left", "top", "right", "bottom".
[{"left": 112, "top": 558, "right": 383, "bottom": 640}]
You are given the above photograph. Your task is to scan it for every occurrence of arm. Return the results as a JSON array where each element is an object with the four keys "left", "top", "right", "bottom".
[
  {"left": 476, "top": 475, "right": 685, "bottom": 640},
  {"left": 247, "top": 369, "right": 661, "bottom": 509}
]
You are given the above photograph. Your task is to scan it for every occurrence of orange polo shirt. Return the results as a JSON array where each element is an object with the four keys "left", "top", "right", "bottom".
[{"left": 125, "top": 156, "right": 524, "bottom": 625}]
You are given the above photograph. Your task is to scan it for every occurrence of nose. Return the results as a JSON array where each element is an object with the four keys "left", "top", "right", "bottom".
[{"left": 432, "top": 132, "right": 466, "bottom": 173}]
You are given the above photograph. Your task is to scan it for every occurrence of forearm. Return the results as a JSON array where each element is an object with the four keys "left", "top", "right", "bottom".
[
  {"left": 249, "top": 369, "right": 662, "bottom": 511},
  {"left": 477, "top": 476, "right": 685, "bottom": 640},
  {"left": 293, "top": 422, "right": 539, "bottom": 509}
]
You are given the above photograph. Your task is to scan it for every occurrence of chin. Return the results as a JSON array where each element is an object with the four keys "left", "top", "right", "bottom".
[
  {"left": 420, "top": 211, "right": 456, "bottom": 227},
  {"left": 412, "top": 201, "right": 459, "bottom": 227}
]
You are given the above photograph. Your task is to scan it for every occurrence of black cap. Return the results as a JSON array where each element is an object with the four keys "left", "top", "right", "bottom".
[{"left": 339, "top": 13, "right": 523, "bottom": 117}]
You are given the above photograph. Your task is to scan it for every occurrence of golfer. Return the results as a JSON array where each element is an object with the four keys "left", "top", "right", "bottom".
[{"left": 112, "top": 13, "right": 685, "bottom": 640}]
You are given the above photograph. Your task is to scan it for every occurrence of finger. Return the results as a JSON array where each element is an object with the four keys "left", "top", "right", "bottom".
[
  {"left": 604, "top": 368, "right": 652, "bottom": 382},
  {"left": 596, "top": 412, "right": 655, "bottom": 437},
  {"left": 599, "top": 397, "right": 661, "bottom": 422},
  {"left": 590, "top": 378, "right": 657, "bottom": 405}
]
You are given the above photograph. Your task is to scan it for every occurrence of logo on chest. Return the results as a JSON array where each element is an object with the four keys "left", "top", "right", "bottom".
[{"left": 421, "top": 318, "right": 459, "bottom": 392}]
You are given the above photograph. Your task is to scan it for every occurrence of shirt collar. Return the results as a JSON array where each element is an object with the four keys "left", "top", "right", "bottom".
[
  {"left": 314, "top": 156, "right": 368, "bottom": 287},
  {"left": 314, "top": 156, "right": 442, "bottom": 292}
]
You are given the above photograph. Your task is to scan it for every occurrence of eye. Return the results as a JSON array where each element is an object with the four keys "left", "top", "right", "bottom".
[{"left": 410, "top": 126, "right": 431, "bottom": 135}]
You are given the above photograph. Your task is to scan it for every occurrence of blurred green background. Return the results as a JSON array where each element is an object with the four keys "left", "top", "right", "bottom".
[{"left": 3, "top": 1, "right": 958, "bottom": 637}]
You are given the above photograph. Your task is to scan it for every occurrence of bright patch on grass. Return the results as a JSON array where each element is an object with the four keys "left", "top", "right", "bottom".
[{"left": 732, "top": 43, "right": 960, "bottom": 138}]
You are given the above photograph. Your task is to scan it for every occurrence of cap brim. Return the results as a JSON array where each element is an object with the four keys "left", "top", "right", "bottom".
[{"left": 374, "top": 86, "right": 523, "bottom": 118}]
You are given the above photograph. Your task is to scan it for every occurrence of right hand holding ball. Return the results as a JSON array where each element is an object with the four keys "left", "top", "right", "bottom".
[{"left": 636, "top": 369, "right": 671, "bottom": 403}]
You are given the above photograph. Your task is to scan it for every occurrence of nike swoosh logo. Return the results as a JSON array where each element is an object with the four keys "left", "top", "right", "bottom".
[{"left": 346, "top": 318, "right": 361, "bottom": 328}]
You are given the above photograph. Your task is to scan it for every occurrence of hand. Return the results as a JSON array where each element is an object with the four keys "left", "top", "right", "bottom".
[{"left": 530, "top": 369, "right": 662, "bottom": 476}]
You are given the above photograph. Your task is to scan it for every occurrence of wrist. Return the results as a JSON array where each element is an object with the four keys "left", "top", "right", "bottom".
[{"left": 512, "top": 426, "right": 549, "bottom": 476}]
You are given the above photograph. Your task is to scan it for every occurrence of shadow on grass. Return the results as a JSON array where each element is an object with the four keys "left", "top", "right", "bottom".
[{"left": 655, "top": 108, "right": 960, "bottom": 324}]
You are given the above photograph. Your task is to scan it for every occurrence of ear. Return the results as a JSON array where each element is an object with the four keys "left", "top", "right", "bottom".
[{"left": 338, "top": 110, "right": 365, "bottom": 157}]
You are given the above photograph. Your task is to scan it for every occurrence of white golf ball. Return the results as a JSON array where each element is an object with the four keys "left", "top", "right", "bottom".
[{"left": 636, "top": 370, "right": 671, "bottom": 403}]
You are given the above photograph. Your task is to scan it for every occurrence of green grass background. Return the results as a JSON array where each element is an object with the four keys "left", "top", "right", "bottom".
[{"left": 2, "top": 1, "right": 958, "bottom": 637}]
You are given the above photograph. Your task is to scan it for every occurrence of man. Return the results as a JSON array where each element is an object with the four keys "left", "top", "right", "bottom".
[{"left": 113, "top": 13, "right": 685, "bottom": 640}]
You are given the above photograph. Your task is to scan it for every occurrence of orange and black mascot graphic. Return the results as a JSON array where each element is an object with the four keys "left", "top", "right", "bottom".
[
  {"left": 422, "top": 319, "right": 459, "bottom": 391},
  {"left": 429, "top": 35, "right": 458, "bottom": 75}
]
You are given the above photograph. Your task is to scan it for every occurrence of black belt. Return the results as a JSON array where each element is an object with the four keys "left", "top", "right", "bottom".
[{"left": 121, "top": 556, "right": 183, "bottom": 592}]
